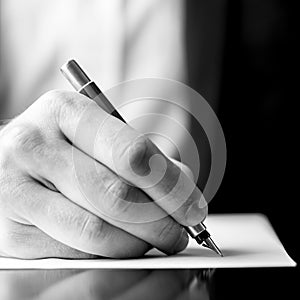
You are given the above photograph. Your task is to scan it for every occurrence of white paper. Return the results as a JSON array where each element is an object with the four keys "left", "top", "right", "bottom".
[{"left": 0, "top": 214, "right": 296, "bottom": 269}]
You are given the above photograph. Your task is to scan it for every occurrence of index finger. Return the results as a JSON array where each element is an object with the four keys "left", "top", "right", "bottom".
[{"left": 48, "top": 91, "right": 206, "bottom": 226}]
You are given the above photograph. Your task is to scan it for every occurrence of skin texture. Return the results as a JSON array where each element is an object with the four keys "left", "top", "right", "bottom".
[{"left": 0, "top": 90, "right": 207, "bottom": 259}]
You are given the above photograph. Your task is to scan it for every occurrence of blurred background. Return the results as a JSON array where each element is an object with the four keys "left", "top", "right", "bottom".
[{"left": 186, "top": 1, "right": 297, "bottom": 262}]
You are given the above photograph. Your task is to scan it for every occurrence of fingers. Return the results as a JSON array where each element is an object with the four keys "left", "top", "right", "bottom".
[
  {"left": 2, "top": 179, "right": 150, "bottom": 258},
  {"left": 0, "top": 90, "right": 203, "bottom": 258},
  {"left": 16, "top": 137, "right": 188, "bottom": 255},
  {"left": 40, "top": 90, "right": 206, "bottom": 226},
  {"left": 0, "top": 219, "right": 97, "bottom": 259}
]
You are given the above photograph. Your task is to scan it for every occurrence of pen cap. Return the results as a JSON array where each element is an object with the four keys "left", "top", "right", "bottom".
[{"left": 60, "top": 59, "right": 91, "bottom": 91}]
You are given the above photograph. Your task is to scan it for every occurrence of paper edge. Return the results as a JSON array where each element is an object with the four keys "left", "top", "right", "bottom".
[{"left": 0, "top": 213, "right": 297, "bottom": 269}]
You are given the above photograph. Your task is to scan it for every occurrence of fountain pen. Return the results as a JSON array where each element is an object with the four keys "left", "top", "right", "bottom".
[{"left": 60, "top": 59, "right": 223, "bottom": 257}]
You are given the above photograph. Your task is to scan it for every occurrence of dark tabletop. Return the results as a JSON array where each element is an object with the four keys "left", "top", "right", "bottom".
[{"left": 0, "top": 267, "right": 298, "bottom": 300}]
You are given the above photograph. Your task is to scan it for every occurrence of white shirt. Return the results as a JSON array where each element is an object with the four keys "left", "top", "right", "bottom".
[{"left": 0, "top": 0, "right": 188, "bottom": 156}]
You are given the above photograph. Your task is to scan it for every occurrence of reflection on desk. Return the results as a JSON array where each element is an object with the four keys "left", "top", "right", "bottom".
[
  {"left": 0, "top": 269, "right": 213, "bottom": 300},
  {"left": 1, "top": 268, "right": 297, "bottom": 299}
]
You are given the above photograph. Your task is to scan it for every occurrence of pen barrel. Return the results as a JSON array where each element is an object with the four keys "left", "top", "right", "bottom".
[
  {"left": 79, "top": 82, "right": 115, "bottom": 114},
  {"left": 60, "top": 59, "right": 91, "bottom": 91},
  {"left": 60, "top": 59, "right": 125, "bottom": 122},
  {"left": 81, "top": 82, "right": 126, "bottom": 122}
]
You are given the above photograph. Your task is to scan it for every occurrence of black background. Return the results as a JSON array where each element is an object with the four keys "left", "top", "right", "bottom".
[{"left": 186, "top": 1, "right": 298, "bottom": 264}]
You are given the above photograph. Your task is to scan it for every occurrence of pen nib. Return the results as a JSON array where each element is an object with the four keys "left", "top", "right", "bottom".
[{"left": 203, "top": 237, "right": 223, "bottom": 257}]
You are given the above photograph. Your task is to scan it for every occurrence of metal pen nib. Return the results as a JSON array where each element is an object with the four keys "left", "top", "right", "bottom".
[
  {"left": 185, "top": 223, "right": 223, "bottom": 256},
  {"left": 200, "top": 236, "right": 223, "bottom": 256}
]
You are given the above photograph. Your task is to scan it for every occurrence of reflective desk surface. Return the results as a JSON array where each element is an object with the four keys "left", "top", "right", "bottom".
[{"left": 0, "top": 268, "right": 297, "bottom": 300}]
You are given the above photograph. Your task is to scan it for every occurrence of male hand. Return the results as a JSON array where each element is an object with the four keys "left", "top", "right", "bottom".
[{"left": 0, "top": 91, "right": 207, "bottom": 258}]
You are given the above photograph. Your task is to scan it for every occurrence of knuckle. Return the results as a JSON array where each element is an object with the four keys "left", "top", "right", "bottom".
[
  {"left": 78, "top": 214, "right": 149, "bottom": 258},
  {"left": 77, "top": 214, "right": 108, "bottom": 246},
  {"left": 104, "top": 180, "right": 134, "bottom": 215},
  {"left": 3, "top": 124, "right": 45, "bottom": 157},
  {"left": 46, "top": 90, "right": 91, "bottom": 124},
  {"left": 126, "top": 136, "right": 153, "bottom": 176},
  {"left": 37, "top": 90, "right": 89, "bottom": 124},
  {"left": 38, "top": 89, "right": 68, "bottom": 108},
  {"left": 107, "top": 180, "right": 130, "bottom": 201},
  {"left": 35, "top": 90, "right": 66, "bottom": 116}
]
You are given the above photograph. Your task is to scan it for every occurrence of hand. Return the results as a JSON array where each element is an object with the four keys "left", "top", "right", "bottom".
[{"left": 0, "top": 90, "right": 207, "bottom": 258}]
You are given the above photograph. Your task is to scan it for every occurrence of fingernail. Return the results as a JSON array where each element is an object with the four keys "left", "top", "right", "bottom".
[{"left": 171, "top": 228, "right": 189, "bottom": 254}]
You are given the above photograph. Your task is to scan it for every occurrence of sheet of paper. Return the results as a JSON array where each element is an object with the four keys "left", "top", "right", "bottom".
[{"left": 0, "top": 214, "right": 296, "bottom": 269}]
